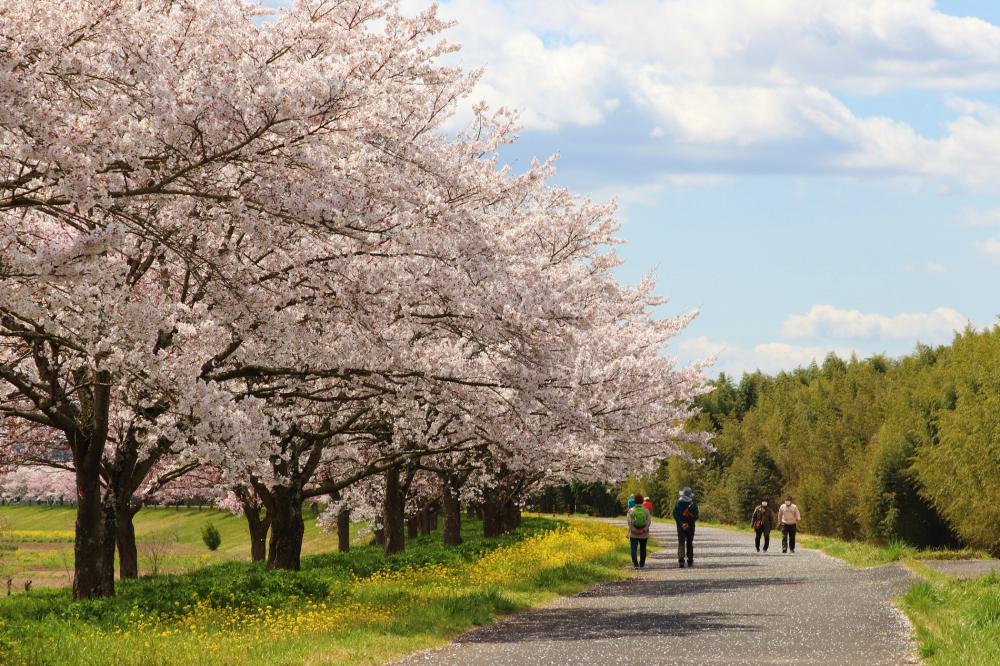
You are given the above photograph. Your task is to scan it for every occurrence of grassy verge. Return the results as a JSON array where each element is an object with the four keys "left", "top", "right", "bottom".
[
  {"left": 703, "top": 520, "right": 1000, "bottom": 664},
  {"left": 0, "top": 506, "right": 366, "bottom": 587},
  {"left": 901, "top": 573, "right": 1000, "bottom": 665},
  {"left": 0, "top": 516, "right": 630, "bottom": 665}
]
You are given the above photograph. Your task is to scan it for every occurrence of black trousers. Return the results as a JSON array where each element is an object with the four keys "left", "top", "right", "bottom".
[
  {"left": 677, "top": 525, "right": 694, "bottom": 563},
  {"left": 782, "top": 524, "right": 797, "bottom": 552},
  {"left": 755, "top": 528, "right": 770, "bottom": 551},
  {"left": 630, "top": 537, "right": 648, "bottom": 567}
]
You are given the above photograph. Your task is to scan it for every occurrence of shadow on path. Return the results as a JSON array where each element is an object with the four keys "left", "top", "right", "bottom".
[
  {"left": 577, "top": 574, "right": 804, "bottom": 599},
  {"left": 456, "top": 609, "right": 770, "bottom": 643}
]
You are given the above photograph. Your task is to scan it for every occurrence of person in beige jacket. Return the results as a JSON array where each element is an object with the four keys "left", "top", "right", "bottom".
[{"left": 777, "top": 494, "right": 801, "bottom": 553}]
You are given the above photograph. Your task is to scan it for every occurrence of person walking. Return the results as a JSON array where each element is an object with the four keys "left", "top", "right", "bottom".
[
  {"left": 627, "top": 496, "right": 636, "bottom": 511},
  {"left": 778, "top": 494, "right": 801, "bottom": 553},
  {"left": 627, "top": 493, "right": 651, "bottom": 569},
  {"left": 750, "top": 499, "right": 773, "bottom": 552},
  {"left": 673, "top": 487, "right": 699, "bottom": 568}
]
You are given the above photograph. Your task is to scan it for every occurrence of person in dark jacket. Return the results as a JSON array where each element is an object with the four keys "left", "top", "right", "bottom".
[
  {"left": 672, "top": 487, "right": 699, "bottom": 568},
  {"left": 750, "top": 499, "right": 774, "bottom": 552}
]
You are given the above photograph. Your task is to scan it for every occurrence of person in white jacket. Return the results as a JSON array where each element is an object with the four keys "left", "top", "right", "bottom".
[{"left": 777, "top": 494, "right": 802, "bottom": 553}]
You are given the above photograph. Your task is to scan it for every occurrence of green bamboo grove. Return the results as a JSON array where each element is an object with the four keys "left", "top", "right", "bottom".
[{"left": 648, "top": 324, "right": 1000, "bottom": 555}]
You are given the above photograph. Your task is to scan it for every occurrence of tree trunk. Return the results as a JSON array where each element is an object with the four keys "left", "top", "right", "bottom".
[
  {"left": 337, "top": 509, "right": 350, "bottom": 553},
  {"left": 501, "top": 499, "right": 521, "bottom": 533},
  {"left": 374, "top": 528, "right": 385, "bottom": 545},
  {"left": 407, "top": 517, "right": 419, "bottom": 539},
  {"left": 383, "top": 466, "right": 405, "bottom": 555},
  {"left": 441, "top": 481, "right": 462, "bottom": 546},
  {"left": 418, "top": 508, "right": 431, "bottom": 535},
  {"left": 482, "top": 492, "right": 503, "bottom": 538},
  {"left": 267, "top": 487, "right": 305, "bottom": 571},
  {"left": 237, "top": 488, "right": 270, "bottom": 563},
  {"left": 116, "top": 503, "right": 140, "bottom": 579},
  {"left": 72, "top": 464, "right": 109, "bottom": 599},
  {"left": 99, "top": 490, "right": 117, "bottom": 593},
  {"left": 430, "top": 508, "right": 439, "bottom": 532}
]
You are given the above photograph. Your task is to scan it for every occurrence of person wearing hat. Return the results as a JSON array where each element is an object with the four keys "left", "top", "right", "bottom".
[
  {"left": 750, "top": 499, "right": 774, "bottom": 552},
  {"left": 627, "top": 496, "right": 636, "bottom": 511},
  {"left": 672, "top": 486, "right": 699, "bottom": 568}
]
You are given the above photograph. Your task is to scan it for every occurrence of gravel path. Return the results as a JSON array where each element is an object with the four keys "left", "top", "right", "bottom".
[
  {"left": 921, "top": 559, "right": 1000, "bottom": 579},
  {"left": 397, "top": 522, "right": 918, "bottom": 666}
]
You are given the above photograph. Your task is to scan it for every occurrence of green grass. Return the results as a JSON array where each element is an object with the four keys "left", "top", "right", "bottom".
[
  {"left": 901, "top": 572, "right": 1000, "bottom": 665},
  {"left": 0, "top": 516, "right": 630, "bottom": 665},
  {"left": 0, "top": 505, "right": 367, "bottom": 586}
]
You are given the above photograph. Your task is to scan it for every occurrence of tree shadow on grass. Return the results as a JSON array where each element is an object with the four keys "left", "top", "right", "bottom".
[{"left": 456, "top": 608, "right": 769, "bottom": 643}]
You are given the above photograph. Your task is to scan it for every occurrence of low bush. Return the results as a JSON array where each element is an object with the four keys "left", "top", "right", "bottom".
[{"left": 200, "top": 524, "right": 222, "bottom": 551}]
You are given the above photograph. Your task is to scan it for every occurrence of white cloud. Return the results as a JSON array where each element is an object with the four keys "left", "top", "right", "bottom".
[
  {"left": 406, "top": 0, "right": 1000, "bottom": 187},
  {"left": 975, "top": 236, "right": 1000, "bottom": 258},
  {"left": 961, "top": 206, "right": 1000, "bottom": 227},
  {"left": 746, "top": 342, "right": 859, "bottom": 374},
  {"left": 781, "top": 304, "right": 968, "bottom": 340},
  {"left": 925, "top": 261, "right": 946, "bottom": 273}
]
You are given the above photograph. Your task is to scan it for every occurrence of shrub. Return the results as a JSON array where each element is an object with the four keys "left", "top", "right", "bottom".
[{"left": 200, "top": 523, "right": 221, "bottom": 551}]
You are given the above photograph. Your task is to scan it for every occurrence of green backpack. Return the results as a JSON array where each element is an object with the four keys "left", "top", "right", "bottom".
[{"left": 632, "top": 506, "right": 648, "bottom": 529}]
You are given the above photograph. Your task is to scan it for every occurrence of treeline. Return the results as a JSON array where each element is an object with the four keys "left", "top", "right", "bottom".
[{"left": 644, "top": 325, "right": 1000, "bottom": 554}]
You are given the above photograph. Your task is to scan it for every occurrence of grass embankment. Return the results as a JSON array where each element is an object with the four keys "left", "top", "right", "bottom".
[
  {"left": 704, "top": 520, "right": 1000, "bottom": 665},
  {"left": 0, "top": 516, "right": 630, "bottom": 665},
  {"left": 0, "top": 506, "right": 363, "bottom": 587}
]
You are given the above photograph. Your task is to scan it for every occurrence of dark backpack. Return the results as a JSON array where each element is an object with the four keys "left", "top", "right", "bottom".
[{"left": 632, "top": 506, "right": 648, "bottom": 529}]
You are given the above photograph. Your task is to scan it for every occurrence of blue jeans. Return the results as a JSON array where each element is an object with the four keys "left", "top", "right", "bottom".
[{"left": 630, "top": 537, "right": 648, "bottom": 567}]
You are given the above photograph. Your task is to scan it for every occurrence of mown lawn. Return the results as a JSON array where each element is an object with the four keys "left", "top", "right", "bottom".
[
  {"left": 0, "top": 516, "right": 631, "bottom": 665},
  {"left": 0, "top": 505, "right": 364, "bottom": 587}
]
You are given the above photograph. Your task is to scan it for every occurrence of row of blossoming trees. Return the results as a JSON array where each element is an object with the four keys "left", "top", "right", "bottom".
[{"left": 0, "top": 0, "right": 708, "bottom": 600}]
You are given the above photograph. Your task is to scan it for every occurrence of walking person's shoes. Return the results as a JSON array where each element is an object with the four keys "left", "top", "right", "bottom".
[
  {"left": 782, "top": 549, "right": 787, "bottom": 553},
  {"left": 678, "top": 560, "right": 685, "bottom": 568},
  {"left": 687, "top": 560, "right": 693, "bottom": 567}
]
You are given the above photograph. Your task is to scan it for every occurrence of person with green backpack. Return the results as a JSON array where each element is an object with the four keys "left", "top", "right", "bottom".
[{"left": 627, "top": 493, "right": 651, "bottom": 570}]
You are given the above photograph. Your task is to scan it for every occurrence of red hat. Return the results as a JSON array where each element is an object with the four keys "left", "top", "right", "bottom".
[{"left": 643, "top": 500, "right": 652, "bottom": 510}]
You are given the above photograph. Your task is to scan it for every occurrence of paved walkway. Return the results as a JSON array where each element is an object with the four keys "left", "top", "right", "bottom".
[
  {"left": 398, "top": 522, "right": 918, "bottom": 665},
  {"left": 921, "top": 559, "right": 1000, "bottom": 579}
]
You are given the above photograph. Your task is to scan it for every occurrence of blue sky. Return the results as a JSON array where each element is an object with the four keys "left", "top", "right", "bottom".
[{"left": 273, "top": 1, "right": 1000, "bottom": 374}]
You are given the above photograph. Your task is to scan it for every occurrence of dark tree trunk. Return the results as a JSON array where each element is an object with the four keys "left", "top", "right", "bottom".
[
  {"left": 501, "top": 499, "right": 521, "bottom": 533},
  {"left": 382, "top": 466, "right": 405, "bottom": 555},
  {"left": 337, "top": 509, "right": 351, "bottom": 552},
  {"left": 441, "top": 481, "right": 463, "bottom": 546},
  {"left": 267, "top": 487, "right": 305, "bottom": 571},
  {"left": 249, "top": 519, "right": 268, "bottom": 563},
  {"left": 407, "top": 517, "right": 419, "bottom": 539},
  {"left": 418, "top": 508, "right": 431, "bottom": 535},
  {"left": 238, "top": 487, "right": 270, "bottom": 563},
  {"left": 466, "top": 504, "right": 476, "bottom": 519},
  {"left": 430, "top": 508, "right": 439, "bottom": 532},
  {"left": 99, "top": 490, "right": 117, "bottom": 593},
  {"left": 116, "top": 503, "right": 140, "bottom": 578},
  {"left": 374, "top": 528, "right": 385, "bottom": 545},
  {"left": 482, "top": 492, "right": 503, "bottom": 538},
  {"left": 73, "top": 463, "right": 109, "bottom": 599}
]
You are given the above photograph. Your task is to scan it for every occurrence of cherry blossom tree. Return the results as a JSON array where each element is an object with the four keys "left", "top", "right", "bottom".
[{"left": 0, "top": 0, "right": 709, "bottom": 596}]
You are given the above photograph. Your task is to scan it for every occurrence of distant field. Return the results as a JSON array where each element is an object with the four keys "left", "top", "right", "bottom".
[{"left": 0, "top": 505, "right": 366, "bottom": 588}]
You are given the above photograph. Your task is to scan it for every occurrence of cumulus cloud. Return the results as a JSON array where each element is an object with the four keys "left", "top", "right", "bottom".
[
  {"left": 396, "top": 0, "right": 1000, "bottom": 187},
  {"left": 975, "top": 236, "right": 1000, "bottom": 258},
  {"left": 925, "top": 261, "right": 947, "bottom": 273},
  {"left": 781, "top": 304, "right": 968, "bottom": 340}
]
